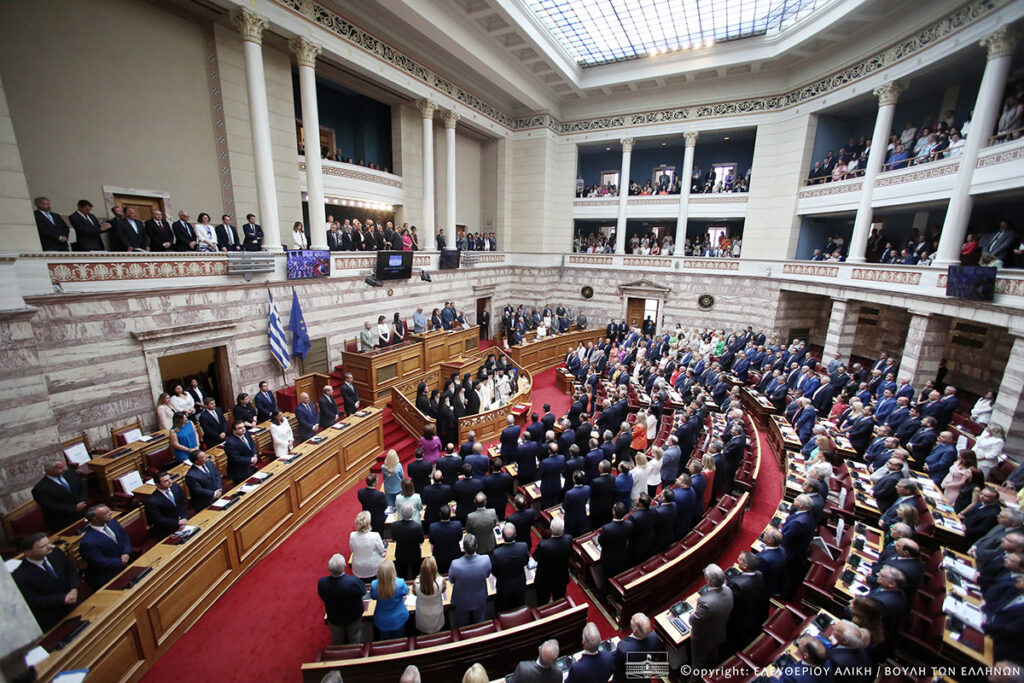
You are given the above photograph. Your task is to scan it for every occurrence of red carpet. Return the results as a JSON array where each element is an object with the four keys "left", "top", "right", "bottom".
[{"left": 140, "top": 369, "right": 781, "bottom": 682}]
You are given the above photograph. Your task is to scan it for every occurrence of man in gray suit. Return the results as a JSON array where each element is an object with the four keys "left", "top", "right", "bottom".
[
  {"left": 971, "top": 508, "right": 1024, "bottom": 565},
  {"left": 983, "top": 220, "right": 1017, "bottom": 263},
  {"left": 448, "top": 533, "right": 492, "bottom": 627},
  {"left": 466, "top": 493, "right": 499, "bottom": 554},
  {"left": 690, "top": 564, "right": 734, "bottom": 676}
]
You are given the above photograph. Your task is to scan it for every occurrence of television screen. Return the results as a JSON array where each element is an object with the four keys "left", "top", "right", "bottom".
[
  {"left": 287, "top": 250, "right": 331, "bottom": 279},
  {"left": 439, "top": 249, "right": 461, "bottom": 270},
  {"left": 945, "top": 265, "right": 996, "bottom": 301},
  {"left": 375, "top": 251, "right": 413, "bottom": 280}
]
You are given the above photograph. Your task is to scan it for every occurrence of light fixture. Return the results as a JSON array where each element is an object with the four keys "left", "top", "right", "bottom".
[
  {"left": 661, "top": 142, "right": 667, "bottom": 146},
  {"left": 420, "top": 270, "right": 432, "bottom": 282},
  {"left": 365, "top": 275, "right": 382, "bottom": 287},
  {"left": 605, "top": 147, "right": 611, "bottom": 151},
  {"left": 723, "top": 136, "right": 731, "bottom": 141}
]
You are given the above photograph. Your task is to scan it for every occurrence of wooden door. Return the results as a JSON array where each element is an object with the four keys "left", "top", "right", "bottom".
[
  {"left": 113, "top": 194, "right": 164, "bottom": 222},
  {"left": 626, "top": 297, "right": 645, "bottom": 329},
  {"left": 213, "top": 346, "right": 233, "bottom": 412},
  {"left": 476, "top": 297, "right": 490, "bottom": 337},
  {"left": 304, "top": 337, "right": 329, "bottom": 374}
]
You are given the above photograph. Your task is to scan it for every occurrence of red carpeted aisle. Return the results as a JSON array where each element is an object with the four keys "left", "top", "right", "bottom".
[{"left": 140, "top": 368, "right": 781, "bottom": 682}]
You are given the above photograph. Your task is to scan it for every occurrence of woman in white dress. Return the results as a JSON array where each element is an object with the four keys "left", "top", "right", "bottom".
[
  {"left": 413, "top": 556, "right": 446, "bottom": 634},
  {"left": 646, "top": 446, "right": 663, "bottom": 497},
  {"left": 291, "top": 221, "right": 308, "bottom": 250},
  {"left": 645, "top": 410, "right": 658, "bottom": 442},
  {"left": 630, "top": 453, "right": 649, "bottom": 506},
  {"left": 970, "top": 391, "right": 995, "bottom": 426},
  {"left": 169, "top": 384, "right": 195, "bottom": 417},
  {"left": 269, "top": 411, "right": 293, "bottom": 459},
  {"left": 194, "top": 212, "right": 218, "bottom": 252},
  {"left": 973, "top": 424, "right": 1006, "bottom": 477},
  {"left": 155, "top": 393, "right": 175, "bottom": 431},
  {"left": 349, "top": 511, "right": 386, "bottom": 581}
]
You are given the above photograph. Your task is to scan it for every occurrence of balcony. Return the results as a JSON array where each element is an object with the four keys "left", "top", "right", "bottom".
[
  {"left": 297, "top": 156, "right": 404, "bottom": 206},
  {"left": 573, "top": 193, "right": 749, "bottom": 220},
  {"left": 797, "top": 137, "right": 1024, "bottom": 215}
]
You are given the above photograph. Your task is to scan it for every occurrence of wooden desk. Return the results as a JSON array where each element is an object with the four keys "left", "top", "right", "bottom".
[
  {"left": 504, "top": 328, "right": 603, "bottom": 375},
  {"left": 940, "top": 549, "right": 993, "bottom": 665},
  {"left": 33, "top": 408, "right": 384, "bottom": 683},
  {"left": 345, "top": 340, "right": 427, "bottom": 408},
  {"left": 87, "top": 432, "right": 171, "bottom": 497},
  {"left": 740, "top": 387, "right": 776, "bottom": 429},
  {"left": 408, "top": 327, "right": 480, "bottom": 369}
]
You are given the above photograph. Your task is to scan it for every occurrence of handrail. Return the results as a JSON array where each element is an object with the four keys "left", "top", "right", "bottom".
[{"left": 988, "top": 125, "right": 1024, "bottom": 145}]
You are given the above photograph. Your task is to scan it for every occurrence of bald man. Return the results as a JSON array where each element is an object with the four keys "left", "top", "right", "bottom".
[
  {"left": 567, "top": 622, "right": 613, "bottom": 683},
  {"left": 614, "top": 613, "right": 661, "bottom": 683},
  {"left": 510, "top": 638, "right": 561, "bottom": 683}
]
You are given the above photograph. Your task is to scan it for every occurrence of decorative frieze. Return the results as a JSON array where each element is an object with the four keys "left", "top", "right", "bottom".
[
  {"left": 874, "top": 160, "right": 959, "bottom": 187},
  {"left": 622, "top": 256, "right": 671, "bottom": 268},
  {"left": 573, "top": 199, "right": 619, "bottom": 207},
  {"left": 976, "top": 143, "right": 1024, "bottom": 168},
  {"left": 798, "top": 181, "right": 863, "bottom": 199},
  {"left": 851, "top": 268, "right": 922, "bottom": 285},
  {"left": 782, "top": 264, "right": 839, "bottom": 277},
  {"left": 49, "top": 259, "right": 229, "bottom": 283},
  {"left": 569, "top": 255, "right": 614, "bottom": 265},
  {"left": 683, "top": 259, "right": 741, "bottom": 271},
  {"left": 688, "top": 195, "right": 749, "bottom": 204},
  {"left": 299, "top": 162, "right": 403, "bottom": 188}
]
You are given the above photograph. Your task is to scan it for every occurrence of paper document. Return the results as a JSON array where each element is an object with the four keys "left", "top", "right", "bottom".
[
  {"left": 24, "top": 646, "right": 49, "bottom": 667},
  {"left": 239, "top": 484, "right": 259, "bottom": 493},
  {"left": 943, "top": 596, "right": 983, "bottom": 631}
]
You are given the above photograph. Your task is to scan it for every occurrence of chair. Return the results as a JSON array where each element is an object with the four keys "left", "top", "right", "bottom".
[
  {"left": 144, "top": 447, "right": 175, "bottom": 475},
  {"left": 457, "top": 619, "right": 497, "bottom": 639},
  {"left": 320, "top": 644, "right": 369, "bottom": 661},
  {"left": 368, "top": 638, "right": 412, "bottom": 656},
  {"left": 534, "top": 598, "right": 571, "bottom": 618},
  {"left": 2, "top": 500, "right": 46, "bottom": 544},
  {"left": 414, "top": 631, "right": 455, "bottom": 648},
  {"left": 111, "top": 419, "right": 145, "bottom": 446},
  {"left": 743, "top": 633, "right": 783, "bottom": 666},
  {"left": 762, "top": 605, "right": 806, "bottom": 643},
  {"left": 989, "top": 459, "right": 1018, "bottom": 485},
  {"left": 121, "top": 509, "right": 156, "bottom": 556},
  {"left": 497, "top": 607, "right": 534, "bottom": 629},
  {"left": 899, "top": 609, "right": 943, "bottom": 656},
  {"left": 663, "top": 544, "right": 685, "bottom": 561}
]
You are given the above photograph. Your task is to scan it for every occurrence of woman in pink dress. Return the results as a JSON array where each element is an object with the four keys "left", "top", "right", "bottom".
[
  {"left": 940, "top": 449, "right": 977, "bottom": 505},
  {"left": 401, "top": 228, "right": 413, "bottom": 250},
  {"left": 418, "top": 424, "right": 442, "bottom": 464},
  {"left": 701, "top": 453, "right": 716, "bottom": 509}
]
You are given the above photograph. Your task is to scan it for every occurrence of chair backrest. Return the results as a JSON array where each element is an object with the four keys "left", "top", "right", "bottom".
[
  {"left": 368, "top": 638, "right": 412, "bottom": 656},
  {"left": 3, "top": 500, "right": 45, "bottom": 541},
  {"left": 111, "top": 418, "right": 144, "bottom": 446},
  {"left": 413, "top": 631, "right": 455, "bottom": 648},
  {"left": 498, "top": 606, "right": 534, "bottom": 629},
  {"left": 121, "top": 509, "right": 150, "bottom": 546},
  {"left": 145, "top": 447, "right": 174, "bottom": 473},
  {"left": 456, "top": 619, "right": 497, "bottom": 639},
  {"left": 534, "top": 598, "right": 571, "bottom": 619},
  {"left": 321, "top": 644, "right": 368, "bottom": 661}
]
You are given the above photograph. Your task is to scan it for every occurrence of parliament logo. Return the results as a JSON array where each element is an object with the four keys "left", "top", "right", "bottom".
[
  {"left": 697, "top": 294, "right": 716, "bottom": 311},
  {"left": 626, "top": 651, "right": 669, "bottom": 678}
]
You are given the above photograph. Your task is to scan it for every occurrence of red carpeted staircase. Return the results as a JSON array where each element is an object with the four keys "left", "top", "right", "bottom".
[{"left": 369, "top": 406, "right": 419, "bottom": 473}]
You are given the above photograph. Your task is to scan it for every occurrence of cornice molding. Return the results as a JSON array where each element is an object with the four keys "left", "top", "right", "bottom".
[{"left": 272, "top": 0, "right": 1008, "bottom": 135}]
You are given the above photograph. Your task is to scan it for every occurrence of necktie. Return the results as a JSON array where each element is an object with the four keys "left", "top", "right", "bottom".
[
  {"left": 57, "top": 476, "right": 70, "bottom": 491},
  {"left": 45, "top": 212, "right": 54, "bottom": 223},
  {"left": 164, "top": 489, "right": 175, "bottom": 504},
  {"left": 103, "top": 526, "right": 116, "bottom": 542},
  {"left": 42, "top": 558, "right": 58, "bottom": 578}
]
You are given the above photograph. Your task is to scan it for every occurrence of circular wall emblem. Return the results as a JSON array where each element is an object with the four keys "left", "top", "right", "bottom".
[
  {"left": 580, "top": 285, "right": 594, "bottom": 300},
  {"left": 387, "top": 288, "right": 394, "bottom": 297},
  {"left": 697, "top": 294, "right": 716, "bottom": 311}
]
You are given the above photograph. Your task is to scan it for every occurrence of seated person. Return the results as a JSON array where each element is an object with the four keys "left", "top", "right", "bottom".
[{"left": 12, "top": 532, "right": 80, "bottom": 631}]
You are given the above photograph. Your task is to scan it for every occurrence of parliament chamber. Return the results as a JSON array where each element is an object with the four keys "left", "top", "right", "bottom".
[{"left": 3, "top": 0, "right": 1024, "bottom": 682}]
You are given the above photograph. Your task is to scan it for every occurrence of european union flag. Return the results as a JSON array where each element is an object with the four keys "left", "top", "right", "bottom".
[{"left": 290, "top": 288, "right": 311, "bottom": 360}]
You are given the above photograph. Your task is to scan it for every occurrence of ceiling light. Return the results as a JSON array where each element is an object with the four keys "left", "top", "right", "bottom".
[
  {"left": 661, "top": 142, "right": 667, "bottom": 146},
  {"left": 723, "top": 136, "right": 731, "bottom": 140},
  {"left": 605, "top": 147, "right": 611, "bottom": 151}
]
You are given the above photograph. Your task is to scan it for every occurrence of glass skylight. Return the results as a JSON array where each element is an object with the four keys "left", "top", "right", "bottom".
[{"left": 526, "top": 0, "right": 823, "bottom": 67}]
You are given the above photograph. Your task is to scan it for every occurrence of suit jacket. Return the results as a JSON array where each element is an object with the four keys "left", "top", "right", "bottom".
[
  {"left": 35, "top": 209, "right": 70, "bottom": 251},
  {"left": 756, "top": 546, "right": 787, "bottom": 596},
  {"left": 827, "top": 646, "right": 875, "bottom": 683},
  {"left": 172, "top": 219, "right": 197, "bottom": 250},
  {"left": 924, "top": 443, "right": 957, "bottom": 484},
  {"left": 252, "top": 390, "right": 278, "bottom": 422},
  {"left": 185, "top": 461, "right": 223, "bottom": 511},
  {"left": 533, "top": 534, "right": 572, "bottom": 591},
  {"left": 214, "top": 223, "right": 240, "bottom": 250},
  {"left": 727, "top": 571, "right": 767, "bottom": 645},
  {"left": 465, "top": 452, "right": 490, "bottom": 480},
  {"left": 690, "top": 586, "right": 734, "bottom": 655},
  {"left": 562, "top": 485, "right": 591, "bottom": 537},
  {"left": 466, "top": 507, "right": 499, "bottom": 554},
  {"left": 391, "top": 518, "right": 425, "bottom": 570},
  {"left": 358, "top": 487, "right": 388, "bottom": 534},
  {"left": 873, "top": 470, "right": 902, "bottom": 512},
  {"left": 673, "top": 486, "right": 698, "bottom": 540},
  {"left": 866, "top": 587, "right": 908, "bottom": 640},
  {"left": 144, "top": 219, "right": 174, "bottom": 251},
  {"left": 508, "top": 508, "right": 537, "bottom": 550},
  {"left": 613, "top": 633, "right": 660, "bottom": 683},
  {"left": 986, "top": 600, "right": 1024, "bottom": 664},
  {"left": 491, "top": 541, "right": 529, "bottom": 595},
  {"left": 198, "top": 408, "right": 228, "bottom": 448},
  {"left": 144, "top": 484, "right": 189, "bottom": 539},
  {"left": 223, "top": 432, "right": 258, "bottom": 483},
  {"left": 295, "top": 402, "right": 319, "bottom": 441},
  {"left": 69, "top": 211, "right": 105, "bottom": 251},
  {"left": 79, "top": 521, "right": 131, "bottom": 589},
  {"left": 12, "top": 547, "right": 80, "bottom": 631},
  {"left": 962, "top": 502, "right": 1001, "bottom": 544},
  {"left": 654, "top": 501, "right": 677, "bottom": 551},
  {"left": 421, "top": 479, "right": 453, "bottom": 525},
  {"left": 112, "top": 216, "right": 148, "bottom": 250},
  {"left": 241, "top": 222, "right": 263, "bottom": 251},
  {"left": 448, "top": 552, "right": 492, "bottom": 611},
  {"left": 318, "top": 394, "right": 339, "bottom": 428},
  {"left": 339, "top": 383, "right": 359, "bottom": 415},
  {"left": 629, "top": 507, "right": 658, "bottom": 564},
  {"left": 32, "top": 471, "right": 86, "bottom": 533},
  {"left": 589, "top": 474, "right": 615, "bottom": 530},
  {"left": 780, "top": 510, "right": 815, "bottom": 562},
  {"left": 453, "top": 478, "right": 483, "bottom": 524},
  {"left": 318, "top": 573, "right": 368, "bottom": 627},
  {"left": 567, "top": 650, "right": 614, "bottom": 683},
  {"left": 972, "top": 523, "right": 1014, "bottom": 566},
  {"left": 510, "top": 659, "right": 561, "bottom": 683}
]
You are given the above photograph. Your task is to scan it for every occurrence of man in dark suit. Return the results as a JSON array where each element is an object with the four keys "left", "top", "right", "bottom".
[
  {"left": 727, "top": 551, "right": 767, "bottom": 651},
  {"left": 241, "top": 213, "right": 264, "bottom": 251},
  {"left": 971, "top": 508, "right": 1024, "bottom": 565},
  {"left": 215, "top": 214, "right": 241, "bottom": 251},
  {"left": 598, "top": 502, "right": 632, "bottom": 588},
  {"left": 407, "top": 448, "right": 433, "bottom": 495},
  {"left": 510, "top": 639, "right": 561, "bottom": 682},
  {"left": 198, "top": 397, "right": 228, "bottom": 449},
  {"left": 436, "top": 447, "right": 463, "bottom": 486},
  {"left": 629, "top": 494, "right": 658, "bottom": 565},
  {"left": 533, "top": 517, "right": 572, "bottom": 604},
  {"left": 252, "top": 381, "right": 278, "bottom": 422},
  {"left": 906, "top": 416, "right": 938, "bottom": 464},
  {"left": 318, "top": 553, "right": 367, "bottom": 645},
  {"left": 508, "top": 494, "right": 537, "bottom": 551},
  {"left": 483, "top": 458, "right": 513, "bottom": 521},
  {"left": 779, "top": 495, "right": 816, "bottom": 597},
  {"left": 847, "top": 406, "right": 877, "bottom": 455},
  {"left": 653, "top": 489, "right": 678, "bottom": 552},
  {"left": 144, "top": 472, "right": 189, "bottom": 540},
  {"left": 172, "top": 210, "right": 197, "bottom": 251},
  {"left": 567, "top": 622, "right": 614, "bottom": 683},
  {"left": 755, "top": 528, "right": 787, "bottom": 597},
  {"left": 465, "top": 442, "right": 490, "bottom": 480},
  {"left": 872, "top": 457, "right": 905, "bottom": 513},
  {"left": 722, "top": 424, "right": 746, "bottom": 494},
  {"left": 879, "top": 478, "right": 920, "bottom": 530},
  {"left": 113, "top": 206, "right": 149, "bottom": 251},
  {"left": 68, "top": 199, "right": 109, "bottom": 251},
  {"left": 34, "top": 196, "right": 71, "bottom": 251},
  {"left": 295, "top": 392, "right": 319, "bottom": 443},
  {"left": 499, "top": 414, "right": 520, "bottom": 460},
  {"left": 318, "top": 386, "right": 339, "bottom": 429},
  {"left": 984, "top": 573, "right": 1024, "bottom": 663},
  {"left": 31, "top": 460, "right": 86, "bottom": 533},
  {"left": 78, "top": 505, "right": 131, "bottom": 590},
  {"left": 673, "top": 474, "right": 699, "bottom": 540},
  {"left": 12, "top": 533, "right": 80, "bottom": 631},
  {"left": 539, "top": 445, "right": 566, "bottom": 508},
  {"left": 422, "top": 470, "right": 452, "bottom": 529},
  {"left": 540, "top": 404, "right": 556, "bottom": 433},
  {"left": 339, "top": 373, "right": 360, "bottom": 416},
  {"left": 961, "top": 487, "right": 1003, "bottom": 545},
  {"left": 562, "top": 471, "right": 591, "bottom": 537},
  {"left": 454, "top": 465, "right": 483, "bottom": 525},
  {"left": 358, "top": 473, "right": 388, "bottom": 533},
  {"left": 780, "top": 636, "right": 831, "bottom": 683},
  {"left": 223, "top": 422, "right": 258, "bottom": 484},
  {"left": 861, "top": 566, "right": 909, "bottom": 644},
  {"left": 867, "top": 538, "right": 925, "bottom": 596},
  {"left": 923, "top": 431, "right": 958, "bottom": 485},
  {"left": 491, "top": 523, "right": 529, "bottom": 611},
  {"left": 613, "top": 613, "right": 661, "bottom": 683},
  {"left": 826, "top": 620, "right": 876, "bottom": 682},
  {"left": 144, "top": 209, "right": 174, "bottom": 251},
  {"left": 185, "top": 450, "right": 223, "bottom": 511},
  {"left": 689, "top": 564, "right": 734, "bottom": 676},
  {"left": 391, "top": 502, "right": 425, "bottom": 580}
]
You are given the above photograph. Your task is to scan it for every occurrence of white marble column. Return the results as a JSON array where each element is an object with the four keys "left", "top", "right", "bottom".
[
  {"left": 934, "top": 28, "right": 1018, "bottom": 267},
  {"left": 847, "top": 81, "right": 904, "bottom": 263},
  {"left": 676, "top": 131, "right": 698, "bottom": 247},
  {"left": 614, "top": 137, "right": 633, "bottom": 254},
  {"left": 897, "top": 312, "right": 950, "bottom": 389},
  {"left": 992, "top": 329, "right": 1024, "bottom": 458},
  {"left": 822, "top": 298, "right": 860, "bottom": 364},
  {"left": 418, "top": 100, "right": 437, "bottom": 249},
  {"left": 291, "top": 38, "right": 326, "bottom": 250},
  {"left": 232, "top": 9, "right": 282, "bottom": 251},
  {"left": 444, "top": 110, "right": 459, "bottom": 237}
]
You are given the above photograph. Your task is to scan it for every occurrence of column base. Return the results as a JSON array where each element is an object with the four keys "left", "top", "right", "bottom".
[
  {"left": 845, "top": 257, "right": 866, "bottom": 264},
  {"left": 931, "top": 259, "right": 957, "bottom": 269}
]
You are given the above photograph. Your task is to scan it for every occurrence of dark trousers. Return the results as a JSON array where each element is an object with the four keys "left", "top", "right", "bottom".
[
  {"left": 535, "top": 580, "right": 567, "bottom": 605},
  {"left": 396, "top": 557, "right": 420, "bottom": 582},
  {"left": 495, "top": 589, "right": 526, "bottom": 613},
  {"left": 455, "top": 605, "right": 487, "bottom": 628}
]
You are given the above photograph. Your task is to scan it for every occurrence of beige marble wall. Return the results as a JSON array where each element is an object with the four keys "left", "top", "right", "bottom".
[{"left": 0, "top": 75, "right": 35, "bottom": 252}]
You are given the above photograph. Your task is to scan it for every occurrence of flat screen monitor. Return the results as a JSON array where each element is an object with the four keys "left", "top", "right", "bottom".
[
  {"left": 287, "top": 250, "right": 331, "bottom": 279},
  {"left": 945, "top": 265, "right": 996, "bottom": 301},
  {"left": 375, "top": 251, "right": 413, "bottom": 280},
  {"left": 439, "top": 249, "right": 461, "bottom": 270}
]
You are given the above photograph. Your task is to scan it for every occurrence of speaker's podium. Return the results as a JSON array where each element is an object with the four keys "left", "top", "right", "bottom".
[{"left": 295, "top": 372, "right": 330, "bottom": 405}]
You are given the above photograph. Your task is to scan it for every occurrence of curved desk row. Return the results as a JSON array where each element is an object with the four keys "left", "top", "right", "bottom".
[
  {"left": 33, "top": 409, "right": 384, "bottom": 683},
  {"left": 503, "top": 328, "right": 604, "bottom": 375}
]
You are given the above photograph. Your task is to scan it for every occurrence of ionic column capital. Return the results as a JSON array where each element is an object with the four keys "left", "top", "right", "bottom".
[
  {"left": 232, "top": 9, "right": 269, "bottom": 45},
  {"left": 873, "top": 81, "right": 905, "bottom": 107},
  {"left": 443, "top": 110, "right": 460, "bottom": 129},
  {"left": 417, "top": 99, "right": 438, "bottom": 119},
  {"left": 683, "top": 131, "right": 699, "bottom": 148},
  {"left": 290, "top": 37, "right": 322, "bottom": 68},
  {"left": 981, "top": 27, "right": 1018, "bottom": 60},
  {"left": 620, "top": 137, "right": 634, "bottom": 153}
]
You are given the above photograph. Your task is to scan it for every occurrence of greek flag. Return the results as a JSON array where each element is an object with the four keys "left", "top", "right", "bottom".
[{"left": 268, "top": 292, "right": 291, "bottom": 370}]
